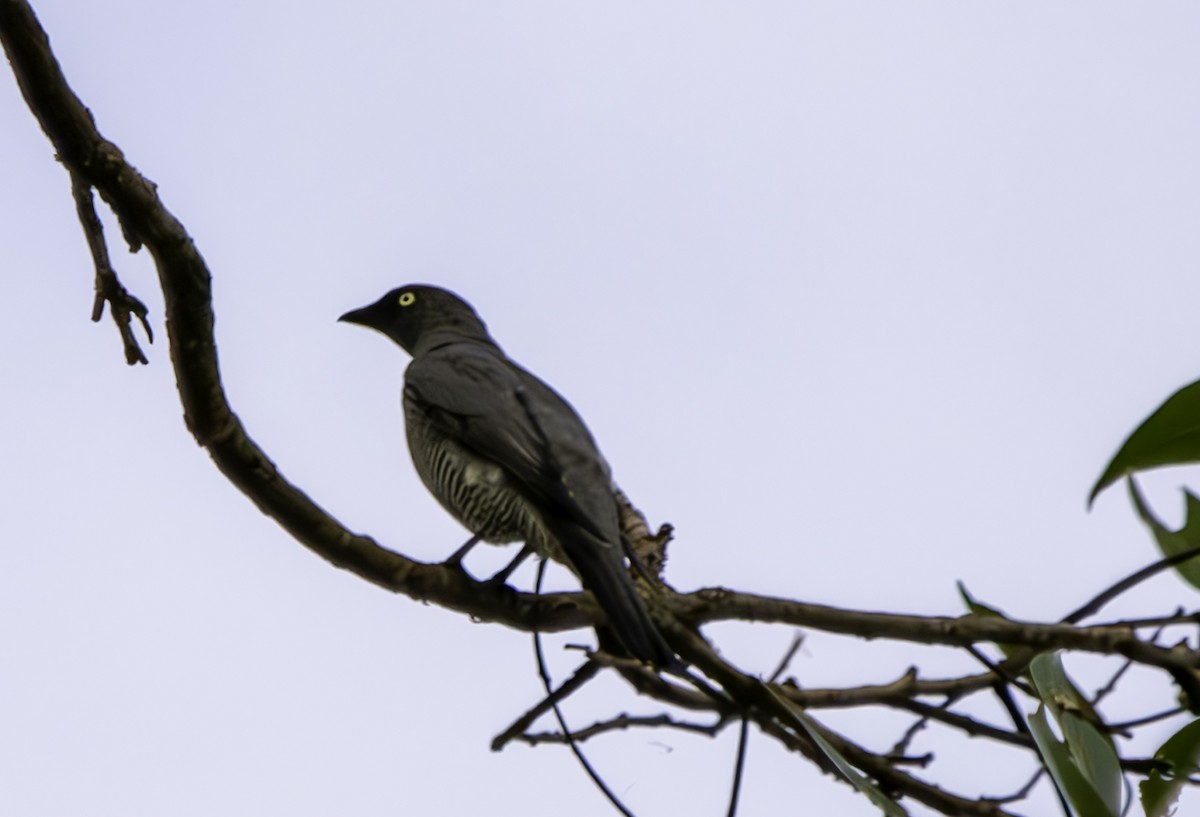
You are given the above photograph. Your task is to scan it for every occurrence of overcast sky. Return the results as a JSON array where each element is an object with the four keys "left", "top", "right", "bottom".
[{"left": 4, "top": 3, "right": 1200, "bottom": 816}]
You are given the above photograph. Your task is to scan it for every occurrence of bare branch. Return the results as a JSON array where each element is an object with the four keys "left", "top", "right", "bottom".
[
  {"left": 675, "top": 589, "right": 1200, "bottom": 699},
  {"left": 69, "top": 170, "right": 151, "bottom": 364},
  {"left": 520, "top": 712, "right": 729, "bottom": 746},
  {"left": 1062, "top": 545, "right": 1200, "bottom": 624},
  {"left": 892, "top": 699, "right": 1035, "bottom": 750},
  {"left": 985, "top": 768, "right": 1044, "bottom": 806},
  {"left": 767, "top": 633, "right": 805, "bottom": 683},
  {"left": 492, "top": 659, "right": 603, "bottom": 752},
  {"left": 1108, "top": 707, "right": 1186, "bottom": 733}
]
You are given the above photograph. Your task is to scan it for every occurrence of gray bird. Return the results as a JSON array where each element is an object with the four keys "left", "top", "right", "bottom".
[{"left": 339, "top": 284, "right": 676, "bottom": 667}]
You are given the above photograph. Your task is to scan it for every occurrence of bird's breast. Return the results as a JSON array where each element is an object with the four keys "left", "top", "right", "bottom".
[{"left": 403, "top": 397, "right": 539, "bottom": 548}]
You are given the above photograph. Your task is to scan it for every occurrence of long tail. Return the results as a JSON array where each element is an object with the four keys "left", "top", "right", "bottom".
[{"left": 546, "top": 519, "right": 677, "bottom": 668}]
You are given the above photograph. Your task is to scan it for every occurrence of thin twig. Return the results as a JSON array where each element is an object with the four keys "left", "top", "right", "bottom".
[
  {"left": 1093, "top": 611, "right": 1200, "bottom": 629},
  {"left": 491, "top": 658, "right": 601, "bottom": 751},
  {"left": 965, "top": 645, "right": 1036, "bottom": 697},
  {"left": 767, "top": 633, "right": 805, "bottom": 683},
  {"left": 1093, "top": 659, "right": 1135, "bottom": 708},
  {"left": 520, "top": 712, "right": 726, "bottom": 746},
  {"left": 69, "top": 170, "right": 151, "bottom": 364},
  {"left": 984, "top": 767, "right": 1044, "bottom": 805},
  {"left": 888, "top": 713, "right": 931, "bottom": 758},
  {"left": 1062, "top": 546, "right": 1200, "bottom": 625},
  {"left": 531, "top": 560, "right": 638, "bottom": 817},
  {"left": 1107, "top": 707, "right": 1185, "bottom": 732},
  {"left": 892, "top": 699, "right": 1034, "bottom": 751},
  {"left": 726, "top": 716, "right": 749, "bottom": 817}
]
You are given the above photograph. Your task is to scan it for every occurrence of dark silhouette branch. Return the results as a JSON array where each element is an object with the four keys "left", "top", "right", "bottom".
[
  {"left": 519, "top": 712, "right": 728, "bottom": 746},
  {"left": 891, "top": 699, "right": 1034, "bottom": 750},
  {"left": 69, "top": 170, "right": 151, "bottom": 364},
  {"left": 676, "top": 589, "right": 1200, "bottom": 703},
  {"left": 492, "top": 659, "right": 603, "bottom": 751},
  {"left": 1062, "top": 546, "right": 1200, "bottom": 624},
  {"left": 1108, "top": 707, "right": 1185, "bottom": 733}
]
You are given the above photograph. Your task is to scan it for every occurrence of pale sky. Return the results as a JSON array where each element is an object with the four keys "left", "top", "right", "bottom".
[{"left": 3, "top": 3, "right": 1200, "bottom": 816}]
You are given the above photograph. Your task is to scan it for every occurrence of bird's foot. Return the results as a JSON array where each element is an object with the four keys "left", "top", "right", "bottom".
[
  {"left": 442, "top": 534, "right": 482, "bottom": 570},
  {"left": 481, "top": 543, "right": 534, "bottom": 587}
]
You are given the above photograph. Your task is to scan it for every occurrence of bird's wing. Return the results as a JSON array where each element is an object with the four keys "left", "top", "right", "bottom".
[{"left": 404, "top": 343, "right": 615, "bottom": 540}]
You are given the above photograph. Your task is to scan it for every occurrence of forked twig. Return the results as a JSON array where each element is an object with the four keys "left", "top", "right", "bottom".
[{"left": 69, "top": 170, "right": 151, "bottom": 364}]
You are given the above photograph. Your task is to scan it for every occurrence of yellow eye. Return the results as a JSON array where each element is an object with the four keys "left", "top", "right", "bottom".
[{"left": 398, "top": 292, "right": 416, "bottom": 307}]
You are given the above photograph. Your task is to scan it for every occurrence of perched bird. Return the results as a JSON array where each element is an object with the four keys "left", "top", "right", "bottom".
[{"left": 339, "top": 284, "right": 676, "bottom": 667}]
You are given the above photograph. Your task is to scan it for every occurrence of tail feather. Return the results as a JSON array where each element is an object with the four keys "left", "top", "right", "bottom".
[{"left": 546, "top": 519, "right": 677, "bottom": 667}]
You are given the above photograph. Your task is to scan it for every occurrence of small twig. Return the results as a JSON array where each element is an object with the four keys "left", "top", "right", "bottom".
[
  {"left": 1095, "top": 621, "right": 1169, "bottom": 730},
  {"left": 491, "top": 658, "right": 601, "bottom": 751},
  {"left": 767, "top": 633, "right": 805, "bottom": 683},
  {"left": 1094, "top": 611, "right": 1200, "bottom": 630},
  {"left": 892, "top": 752, "right": 934, "bottom": 769},
  {"left": 726, "top": 716, "right": 749, "bottom": 817},
  {"left": 965, "top": 645, "right": 1037, "bottom": 697},
  {"left": 530, "top": 560, "right": 638, "bottom": 817},
  {"left": 893, "top": 699, "right": 1035, "bottom": 750},
  {"left": 520, "top": 712, "right": 727, "bottom": 746},
  {"left": 1121, "top": 757, "right": 1175, "bottom": 776},
  {"left": 1062, "top": 546, "right": 1200, "bottom": 625},
  {"left": 889, "top": 708, "right": 933, "bottom": 758},
  {"left": 985, "top": 767, "right": 1044, "bottom": 805},
  {"left": 69, "top": 170, "right": 151, "bottom": 365},
  {"left": 1108, "top": 707, "right": 1186, "bottom": 732},
  {"left": 614, "top": 662, "right": 718, "bottom": 711},
  {"left": 1092, "top": 658, "right": 1135, "bottom": 707}
]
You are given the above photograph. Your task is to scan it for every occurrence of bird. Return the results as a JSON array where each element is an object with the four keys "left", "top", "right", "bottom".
[{"left": 339, "top": 284, "right": 677, "bottom": 668}]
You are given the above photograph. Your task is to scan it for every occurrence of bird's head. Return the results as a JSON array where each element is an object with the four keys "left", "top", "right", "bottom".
[{"left": 339, "top": 284, "right": 493, "bottom": 355}]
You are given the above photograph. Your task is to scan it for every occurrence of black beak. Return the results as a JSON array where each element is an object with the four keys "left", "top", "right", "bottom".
[{"left": 338, "top": 304, "right": 379, "bottom": 328}]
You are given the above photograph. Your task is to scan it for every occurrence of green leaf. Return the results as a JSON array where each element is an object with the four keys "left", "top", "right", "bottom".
[
  {"left": 1090, "top": 379, "right": 1200, "bottom": 506},
  {"left": 957, "top": 581, "right": 1008, "bottom": 619},
  {"left": 1128, "top": 482, "right": 1200, "bottom": 591},
  {"left": 767, "top": 688, "right": 908, "bottom": 817},
  {"left": 1140, "top": 719, "right": 1200, "bottom": 817},
  {"left": 1029, "top": 653, "right": 1122, "bottom": 817},
  {"left": 1029, "top": 706, "right": 1119, "bottom": 817},
  {"left": 1029, "top": 653, "right": 1110, "bottom": 738},
  {"left": 957, "top": 582, "right": 1023, "bottom": 659}
]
